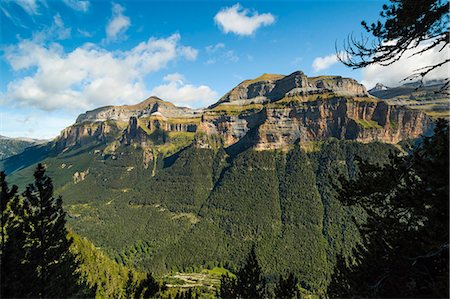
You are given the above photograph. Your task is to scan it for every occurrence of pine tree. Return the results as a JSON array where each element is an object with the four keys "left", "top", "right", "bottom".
[
  {"left": 174, "top": 288, "right": 194, "bottom": 299},
  {"left": 236, "top": 245, "right": 266, "bottom": 298},
  {"left": 0, "top": 171, "right": 17, "bottom": 251},
  {"left": 136, "top": 272, "right": 160, "bottom": 298},
  {"left": 219, "top": 246, "right": 266, "bottom": 298},
  {"left": 2, "top": 196, "right": 32, "bottom": 298},
  {"left": 219, "top": 273, "right": 238, "bottom": 299},
  {"left": 0, "top": 171, "right": 16, "bottom": 297},
  {"left": 338, "top": 0, "right": 449, "bottom": 91},
  {"left": 274, "top": 273, "right": 298, "bottom": 299},
  {"left": 0, "top": 172, "right": 26, "bottom": 298},
  {"left": 124, "top": 270, "right": 136, "bottom": 298},
  {"left": 23, "top": 163, "right": 80, "bottom": 298},
  {"left": 328, "top": 120, "right": 449, "bottom": 298}
]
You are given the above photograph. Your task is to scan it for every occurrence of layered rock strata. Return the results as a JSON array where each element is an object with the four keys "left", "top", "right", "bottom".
[{"left": 56, "top": 71, "right": 433, "bottom": 151}]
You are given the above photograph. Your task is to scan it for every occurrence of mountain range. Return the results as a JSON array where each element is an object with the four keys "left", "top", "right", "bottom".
[
  {"left": 0, "top": 135, "right": 46, "bottom": 160},
  {"left": 368, "top": 79, "right": 449, "bottom": 119},
  {"left": 1, "top": 71, "right": 438, "bottom": 294},
  {"left": 56, "top": 71, "right": 430, "bottom": 152}
]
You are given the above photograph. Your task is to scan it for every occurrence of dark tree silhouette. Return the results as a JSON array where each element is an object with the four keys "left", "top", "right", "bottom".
[
  {"left": 23, "top": 163, "right": 80, "bottom": 298},
  {"left": 136, "top": 272, "right": 160, "bottom": 298},
  {"left": 0, "top": 172, "right": 27, "bottom": 298},
  {"left": 219, "top": 246, "right": 266, "bottom": 298},
  {"left": 174, "top": 288, "right": 194, "bottom": 299},
  {"left": 274, "top": 273, "right": 298, "bottom": 299},
  {"left": 124, "top": 270, "right": 136, "bottom": 298},
  {"left": 236, "top": 246, "right": 266, "bottom": 298},
  {"left": 338, "top": 0, "right": 449, "bottom": 91},
  {"left": 328, "top": 119, "right": 449, "bottom": 298},
  {"left": 219, "top": 273, "right": 238, "bottom": 299},
  {"left": 0, "top": 172, "right": 17, "bottom": 251}
]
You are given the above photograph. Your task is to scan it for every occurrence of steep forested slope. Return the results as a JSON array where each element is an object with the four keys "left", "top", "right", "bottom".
[{"left": 3, "top": 137, "right": 397, "bottom": 293}]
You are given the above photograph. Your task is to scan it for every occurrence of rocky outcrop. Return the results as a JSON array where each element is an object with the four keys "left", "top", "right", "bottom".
[
  {"left": 214, "top": 71, "right": 368, "bottom": 107},
  {"left": 73, "top": 169, "right": 89, "bottom": 184},
  {"left": 252, "top": 99, "right": 430, "bottom": 150},
  {"left": 121, "top": 117, "right": 153, "bottom": 146},
  {"left": 76, "top": 97, "right": 200, "bottom": 123},
  {"left": 55, "top": 121, "right": 119, "bottom": 150},
  {"left": 57, "top": 71, "right": 433, "bottom": 152}
]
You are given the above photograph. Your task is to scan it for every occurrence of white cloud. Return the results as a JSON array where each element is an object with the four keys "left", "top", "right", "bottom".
[
  {"left": 13, "top": 0, "right": 39, "bottom": 15},
  {"left": 105, "top": 3, "right": 130, "bottom": 42},
  {"left": 204, "top": 43, "right": 239, "bottom": 65},
  {"left": 62, "top": 0, "right": 90, "bottom": 12},
  {"left": 163, "top": 73, "right": 185, "bottom": 83},
  {"left": 151, "top": 74, "right": 217, "bottom": 108},
  {"left": 205, "top": 43, "right": 225, "bottom": 53},
  {"left": 1, "top": 33, "right": 199, "bottom": 111},
  {"left": 224, "top": 50, "right": 239, "bottom": 63},
  {"left": 0, "top": 110, "right": 73, "bottom": 140},
  {"left": 1, "top": 4, "right": 26, "bottom": 28},
  {"left": 179, "top": 46, "right": 198, "bottom": 61},
  {"left": 312, "top": 53, "right": 339, "bottom": 72},
  {"left": 214, "top": 4, "right": 275, "bottom": 36},
  {"left": 77, "top": 28, "right": 92, "bottom": 37},
  {"left": 53, "top": 14, "right": 71, "bottom": 39},
  {"left": 361, "top": 41, "right": 449, "bottom": 88}
]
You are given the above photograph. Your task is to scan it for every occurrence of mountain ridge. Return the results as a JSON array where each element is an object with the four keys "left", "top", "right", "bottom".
[
  {"left": 0, "top": 135, "right": 47, "bottom": 160},
  {"left": 56, "top": 71, "right": 432, "bottom": 153},
  {"left": 1, "top": 70, "right": 434, "bottom": 177}
]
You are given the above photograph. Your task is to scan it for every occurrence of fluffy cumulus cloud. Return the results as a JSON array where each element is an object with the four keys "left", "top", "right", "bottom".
[
  {"left": 105, "top": 3, "right": 130, "bottom": 42},
  {"left": 361, "top": 41, "right": 449, "bottom": 89},
  {"left": 214, "top": 4, "right": 275, "bottom": 36},
  {"left": 1, "top": 33, "right": 199, "bottom": 111},
  {"left": 312, "top": 53, "right": 340, "bottom": 72},
  {"left": 151, "top": 73, "right": 217, "bottom": 108},
  {"left": 62, "top": 0, "right": 90, "bottom": 12}
]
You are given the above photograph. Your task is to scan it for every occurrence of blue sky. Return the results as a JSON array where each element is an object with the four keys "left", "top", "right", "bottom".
[{"left": 1, "top": 0, "right": 445, "bottom": 139}]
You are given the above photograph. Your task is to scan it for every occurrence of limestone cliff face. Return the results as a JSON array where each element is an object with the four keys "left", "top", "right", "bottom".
[
  {"left": 56, "top": 121, "right": 119, "bottom": 150},
  {"left": 251, "top": 99, "right": 430, "bottom": 150},
  {"left": 57, "top": 71, "right": 433, "bottom": 152},
  {"left": 214, "top": 71, "right": 368, "bottom": 107},
  {"left": 76, "top": 96, "right": 198, "bottom": 123}
]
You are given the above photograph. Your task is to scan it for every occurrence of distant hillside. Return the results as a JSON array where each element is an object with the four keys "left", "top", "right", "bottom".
[
  {"left": 0, "top": 135, "right": 46, "bottom": 160},
  {"left": 368, "top": 80, "right": 449, "bottom": 119}
]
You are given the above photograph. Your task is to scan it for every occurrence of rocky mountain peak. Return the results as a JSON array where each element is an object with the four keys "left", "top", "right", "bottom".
[
  {"left": 75, "top": 96, "right": 197, "bottom": 124},
  {"left": 212, "top": 71, "right": 368, "bottom": 107},
  {"left": 370, "top": 83, "right": 389, "bottom": 92}
]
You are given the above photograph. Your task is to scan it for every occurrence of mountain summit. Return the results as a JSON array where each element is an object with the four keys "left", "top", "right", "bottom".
[
  {"left": 369, "top": 83, "right": 389, "bottom": 92},
  {"left": 214, "top": 71, "right": 368, "bottom": 107}
]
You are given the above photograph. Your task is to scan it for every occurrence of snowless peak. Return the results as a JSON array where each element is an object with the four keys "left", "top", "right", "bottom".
[{"left": 371, "top": 83, "right": 389, "bottom": 91}]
